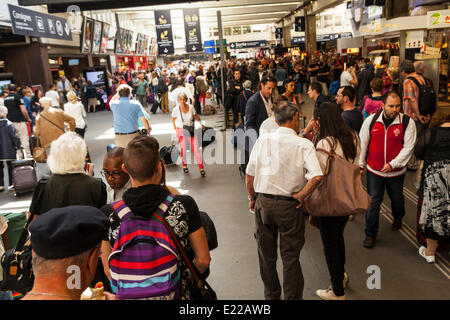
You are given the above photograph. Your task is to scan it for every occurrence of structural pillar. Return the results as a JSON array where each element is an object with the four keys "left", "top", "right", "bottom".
[
  {"left": 399, "top": 30, "right": 406, "bottom": 63},
  {"left": 283, "top": 23, "right": 292, "bottom": 48},
  {"left": 217, "top": 10, "right": 227, "bottom": 129},
  {"left": 3, "top": 40, "right": 52, "bottom": 92},
  {"left": 304, "top": 9, "right": 316, "bottom": 56}
]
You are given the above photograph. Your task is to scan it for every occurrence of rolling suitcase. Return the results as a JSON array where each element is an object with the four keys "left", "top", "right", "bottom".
[
  {"left": 160, "top": 144, "right": 179, "bottom": 165},
  {"left": 151, "top": 100, "right": 159, "bottom": 114},
  {"left": 10, "top": 150, "right": 37, "bottom": 196},
  {"left": 201, "top": 127, "right": 216, "bottom": 148}
]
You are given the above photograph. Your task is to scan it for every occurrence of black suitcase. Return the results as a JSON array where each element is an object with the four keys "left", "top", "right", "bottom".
[
  {"left": 10, "top": 151, "right": 37, "bottom": 196},
  {"left": 151, "top": 101, "right": 159, "bottom": 114},
  {"left": 160, "top": 145, "right": 179, "bottom": 165},
  {"left": 201, "top": 127, "right": 216, "bottom": 148}
]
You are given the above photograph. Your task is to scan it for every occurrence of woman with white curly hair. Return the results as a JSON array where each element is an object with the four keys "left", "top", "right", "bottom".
[{"left": 30, "top": 131, "right": 107, "bottom": 216}]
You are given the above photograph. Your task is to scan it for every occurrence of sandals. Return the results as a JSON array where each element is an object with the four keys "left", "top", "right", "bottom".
[
  {"left": 183, "top": 167, "right": 189, "bottom": 174},
  {"left": 419, "top": 246, "right": 435, "bottom": 263}
]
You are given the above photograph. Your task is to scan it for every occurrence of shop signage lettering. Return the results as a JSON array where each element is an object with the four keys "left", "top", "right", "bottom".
[
  {"left": 154, "top": 10, "right": 174, "bottom": 55},
  {"left": 229, "top": 40, "right": 267, "bottom": 49},
  {"left": 291, "top": 32, "right": 352, "bottom": 44},
  {"left": 183, "top": 8, "right": 203, "bottom": 53},
  {"left": 8, "top": 4, "right": 72, "bottom": 41},
  {"left": 428, "top": 9, "right": 450, "bottom": 29}
]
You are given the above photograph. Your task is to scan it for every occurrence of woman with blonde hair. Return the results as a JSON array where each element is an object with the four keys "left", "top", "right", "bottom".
[
  {"left": 64, "top": 90, "right": 87, "bottom": 138},
  {"left": 172, "top": 92, "right": 206, "bottom": 176}
]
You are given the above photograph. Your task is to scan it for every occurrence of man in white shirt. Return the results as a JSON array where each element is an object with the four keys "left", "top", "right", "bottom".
[
  {"left": 259, "top": 95, "right": 290, "bottom": 136},
  {"left": 102, "top": 147, "right": 131, "bottom": 204},
  {"left": 246, "top": 101, "right": 323, "bottom": 300},
  {"left": 45, "top": 83, "right": 61, "bottom": 108},
  {"left": 340, "top": 63, "right": 358, "bottom": 88},
  {"left": 56, "top": 76, "right": 71, "bottom": 106}
]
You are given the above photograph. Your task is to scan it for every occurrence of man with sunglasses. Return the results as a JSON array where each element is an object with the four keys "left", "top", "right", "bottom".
[{"left": 102, "top": 147, "right": 131, "bottom": 204}]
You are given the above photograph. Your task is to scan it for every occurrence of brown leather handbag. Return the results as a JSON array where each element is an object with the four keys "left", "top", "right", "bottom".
[
  {"left": 304, "top": 138, "right": 371, "bottom": 217},
  {"left": 32, "top": 136, "right": 47, "bottom": 163}
]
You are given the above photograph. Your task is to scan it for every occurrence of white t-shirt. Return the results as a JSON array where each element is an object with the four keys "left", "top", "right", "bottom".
[
  {"left": 64, "top": 101, "right": 86, "bottom": 129},
  {"left": 45, "top": 90, "right": 60, "bottom": 107},
  {"left": 340, "top": 71, "right": 354, "bottom": 87},
  {"left": 152, "top": 78, "right": 159, "bottom": 86},
  {"left": 172, "top": 105, "right": 196, "bottom": 129}
]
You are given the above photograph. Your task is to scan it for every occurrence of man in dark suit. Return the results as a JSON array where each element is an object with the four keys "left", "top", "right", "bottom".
[
  {"left": 239, "top": 75, "right": 276, "bottom": 176},
  {"left": 245, "top": 74, "right": 277, "bottom": 136}
]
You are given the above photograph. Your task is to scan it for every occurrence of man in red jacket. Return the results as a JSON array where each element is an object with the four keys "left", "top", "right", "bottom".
[{"left": 359, "top": 92, "right": 417, "bottom": 248}]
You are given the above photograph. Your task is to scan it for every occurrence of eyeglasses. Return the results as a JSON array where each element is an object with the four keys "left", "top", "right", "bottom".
[{"left": 101, "top": 170, "right": 126, "bottom": 178}]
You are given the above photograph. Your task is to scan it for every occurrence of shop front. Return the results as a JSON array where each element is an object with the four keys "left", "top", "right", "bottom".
[
  {"left": 48, "top": 53, "right": 90, "bottom": 82},
  {"left": 133, "top": 55, "right": 148, "bottom": 72},
  {"left": 116, "top": 54, "right": 135, "bottom": 73},
  {"left": 425, "top": 9, "right": 449, "bottom": 105}
]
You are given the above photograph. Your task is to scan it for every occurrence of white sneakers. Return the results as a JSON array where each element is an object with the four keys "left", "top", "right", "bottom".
[
  {"left": 316, "top": 273, "right": 349, "bottom": 300},
  {"left": 419, "top": 246, "right": 435, "bottom": 263},
  {"left": 316, "top": 287, "right": 346, "bottom": 300}
]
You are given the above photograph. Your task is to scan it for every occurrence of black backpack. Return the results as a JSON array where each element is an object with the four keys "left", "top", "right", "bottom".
[
  {"left": 158, "top": 77, "right": 168, "bottom": 94},
  {"left": 406, "top": 76, "right": 437, "bottom": 116}
]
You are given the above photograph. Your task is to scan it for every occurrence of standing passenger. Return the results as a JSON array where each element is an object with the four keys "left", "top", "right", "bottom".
[{"left": 246, "top": 101, "right": 323, "bottom": 300}]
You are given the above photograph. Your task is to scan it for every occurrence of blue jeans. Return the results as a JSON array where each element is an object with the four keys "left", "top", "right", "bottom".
[{"left": 365, "top": 171, "right": 405, "bottom": 237}]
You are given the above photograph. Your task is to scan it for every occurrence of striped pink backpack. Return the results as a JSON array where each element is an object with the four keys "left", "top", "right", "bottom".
[{"left": 108, "top": 194, "right": 181, "bottom": 300}]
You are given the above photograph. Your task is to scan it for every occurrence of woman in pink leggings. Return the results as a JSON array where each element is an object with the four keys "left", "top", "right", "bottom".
[{"left": 172, "top": 92, "right": 206, "bottom": 177}]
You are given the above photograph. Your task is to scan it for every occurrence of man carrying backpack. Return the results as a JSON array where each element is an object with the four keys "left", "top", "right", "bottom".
[
  {"left": 400, "top": 60, "right": 437, "bottom": 170},
  {"left": 101, "top": 135, "right": 210, "bottom": 300},
  {"left": 359, "top": 92, "right": 417, "bottom": 249},
  {"left": 158, "top": 69, "right": 170, "bottom": 113}
]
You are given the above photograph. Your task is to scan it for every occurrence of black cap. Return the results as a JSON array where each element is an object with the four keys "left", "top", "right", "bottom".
[{"left": 29, "top": 206, "right": 109, "bottom": 259}]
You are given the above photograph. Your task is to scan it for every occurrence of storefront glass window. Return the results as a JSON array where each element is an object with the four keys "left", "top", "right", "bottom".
[
  {"left": 242, "top": 26, "right": 251, "bottom": 34},
  {"left": 213, "top": 28, "right": 219, "bottom": 37},
  {"left": 334, "top": 15, "right": 342, "bottom": 27},
  {"left": 232, "top": 27, "right": 242, "bottom": 35},
  {"left": 224, "top": 27, "right": 231, "bottom": 36}
]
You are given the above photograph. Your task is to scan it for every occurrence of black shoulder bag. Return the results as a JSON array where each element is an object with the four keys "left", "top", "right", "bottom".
[
  {"left": 0, "top": 177, "right": 48, "bottom": 294},
  {"left": 179, "top": 108, "right": 195, "bottom": 137}
]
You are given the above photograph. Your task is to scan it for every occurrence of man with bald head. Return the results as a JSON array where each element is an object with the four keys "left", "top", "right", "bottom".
[
  {"left": 414, "top": 60, "right": 434, "bottom": 89},
  {"left": 102, "top": 147, "right": 131, "bottom": 204}
]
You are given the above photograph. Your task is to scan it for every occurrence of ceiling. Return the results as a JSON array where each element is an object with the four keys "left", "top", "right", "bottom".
[
  {"left": 117, "top": 0, "right": 304, "bottom": 28},
  {"left": 19, "top": 0, "right": 307, "bottom": 27}
]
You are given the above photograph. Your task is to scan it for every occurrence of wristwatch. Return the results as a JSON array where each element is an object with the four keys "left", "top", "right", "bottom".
[{"left": 248, "top": 195, "right": 256, "bottom": 201}]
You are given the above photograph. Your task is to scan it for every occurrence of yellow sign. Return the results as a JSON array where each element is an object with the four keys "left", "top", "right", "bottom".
[{"left": 347, "top": 48, "right": 359, "bottom": 54}]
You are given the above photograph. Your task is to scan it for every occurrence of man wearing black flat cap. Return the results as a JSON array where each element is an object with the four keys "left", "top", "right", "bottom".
[{"left": 22, "top": 206, "right": 116, "bottom": 300}]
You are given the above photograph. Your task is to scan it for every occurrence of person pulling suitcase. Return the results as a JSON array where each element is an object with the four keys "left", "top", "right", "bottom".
[{"left": 0, "top": 106, "right": 22, "bottom": 192}]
